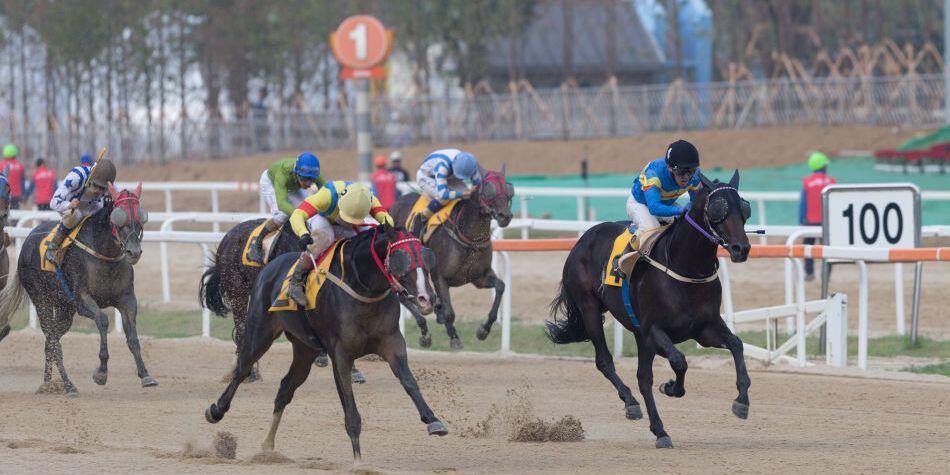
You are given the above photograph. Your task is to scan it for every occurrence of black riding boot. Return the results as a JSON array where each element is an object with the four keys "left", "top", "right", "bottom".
[
  {"left": 247, "top": 218, "right": 280, "bottom": 263},
  {"left": 288, "top": 252, "right": 313, "bottom": 307},
  {"left": 44, "top": 223, "right": 71, "bottom": 266}
]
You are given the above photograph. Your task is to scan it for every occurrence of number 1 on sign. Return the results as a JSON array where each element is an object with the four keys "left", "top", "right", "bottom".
[{"left": 348, "top": 22, "right": 367, "bottom": 60}]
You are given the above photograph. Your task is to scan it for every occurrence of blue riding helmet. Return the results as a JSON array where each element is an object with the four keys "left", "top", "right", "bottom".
[
  {"left": 80, "top": 153, "right": 93, "bottom": 165},
  {"left": 452, "top": 151, "right": 478, "bottom": 180},
  {"left": 294, "top": 152, "right": 321, "bottom": 179}
]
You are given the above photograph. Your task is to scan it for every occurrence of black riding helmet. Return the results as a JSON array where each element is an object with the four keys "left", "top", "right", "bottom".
[{"left": 665, "top": 139, "right": 700, "bottom": 171}]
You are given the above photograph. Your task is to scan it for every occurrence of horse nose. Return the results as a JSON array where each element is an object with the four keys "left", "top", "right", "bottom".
[{"left": 730, "top": 242, "right": 750, "bottom": 262}]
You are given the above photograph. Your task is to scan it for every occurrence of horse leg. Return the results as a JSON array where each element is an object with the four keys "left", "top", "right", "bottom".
[
  {"left": 472, "top": 268, "right": 504, "bottom": 341},
  {"left": 377, "top": 334, "right": 447, "bottom": 435},
  {"left": 75, "top": 294, "right": 109, "bottom": 386},
  {"left": 403, "top": 303, "right": 433, "bottom": 348},
  {"left": 697, "top": 322, "right": 751, "bottom": 419},
  {"left": 114, "top": 295, "right": 157, "bottom": 387},
  {"left": 635, "top": 339, "right": 672, "bottom": 448},
  {"left": 48, "top": 333, "right": 78, "bottom": 397},
  {"left": 206, "top": 315, "right": 280, "bottom": 424},
  {"left": 329, "top": 348, "right": 362, "bottom": 464},
  {"left": 230, "top": 304, "right": 261, "bottom": 383},
  {"left": 262, "top": 333, "right": 316, "bottom": 452},
  {"left": 576, "top": 305, "right": 641, "bottom": 420},
  {"left": 651, "top": 327, "right": 687, "bottom": 398},
  {"left": 432, "top": 276, "right": 462, "bottom": 349}
]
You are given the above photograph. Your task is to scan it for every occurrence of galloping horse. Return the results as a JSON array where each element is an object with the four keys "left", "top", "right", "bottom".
[
  {"left": 389, "top": 169, "right": 513, "bottom": 349},
  {"left": 0, "top": 184, "right": 154, "bottom": 396},
  {"left": 199, "top": 218, "right": 300, "bottom": 381},
  {"left": 546, "top": 172, "right": 752, "bottom": 448},
  {"left": 205, "top": 224, "right": 446, "bottom": 462}
]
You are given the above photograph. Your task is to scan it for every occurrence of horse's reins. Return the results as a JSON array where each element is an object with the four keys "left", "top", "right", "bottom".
[
  {"left": 442, "top": 178, "right": 511, "bottom": 250},
  {"left": 73, "top": 194, "right": 143, "bottom": 262}
]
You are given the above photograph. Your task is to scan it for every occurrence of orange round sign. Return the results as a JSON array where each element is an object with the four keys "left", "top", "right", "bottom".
[{"left": 332, "top": 15, "right": 390, "bottom": 69}]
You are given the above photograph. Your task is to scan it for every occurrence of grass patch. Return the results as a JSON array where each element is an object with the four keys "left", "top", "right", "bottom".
[{"left": 905, "top": 361, "right": 950, "bottom": 377}]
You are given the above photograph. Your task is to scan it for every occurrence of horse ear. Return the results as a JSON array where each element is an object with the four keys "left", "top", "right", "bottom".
[
  {"left": 728, "top": 170, "right": 740, "bottom": 188},
  {"left": 499, "top": 162, "right": 506, "bottom": 176},
  {"left": 135, "top": 182, "right": 142, "bottom": 197},
  {"left": 108, "top": 182, "right": 118, "bottom": 200},
  {"left": 699, "top": 172, "right": 715, "bottom": 190}
]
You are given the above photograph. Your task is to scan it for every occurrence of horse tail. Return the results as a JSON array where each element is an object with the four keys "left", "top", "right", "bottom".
[
  {"left": 199, "top": 255, "right": 230, "bottom": 317},
  {"left": 545, "top": 281, "right": 589, "bottom": 344},
  {"left": 0, "top": 270, "right": 26, "bottom": 341}
]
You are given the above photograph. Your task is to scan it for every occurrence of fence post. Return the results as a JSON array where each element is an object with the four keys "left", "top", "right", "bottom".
[
  {"left": 501, "top": 251, "right": 512, "bottom": 353},
  {"left": 894, "top": 263, "right": 905, "bottom": 335},
  {"left": 612, "top": 320, "right": 623, "bottom": 358},
  {"left": 825, "top": 293, "right": 848, "bottom": 367},
  {"left": 520, "top": 195, "right": 529, "bottom": 239},
  {"left": 114, "top": 308, "right": 123, "bottom": 335},
  {"left": 164, "top": 189, "right": 173, "bottom": 213},
  {"left": 856, "top": 260, "right": 869, "bottom": 370},
  {"left": 211, "top": 189, "right": 220, "bottom": 232}
]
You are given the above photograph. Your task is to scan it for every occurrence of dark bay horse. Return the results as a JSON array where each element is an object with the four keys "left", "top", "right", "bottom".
[
  {"left": 205, "top": 224, "right": 446, "bottom": 462},
  {"left": 199, "top": 218, "right": 300, "bottom": 381},
  {"left": 0, "top": 179, "right": 10, "bottom": 341},
  {"left": 389, "top": 169, "right": 513, "bottom": 349},
  {"left": 546, "top": 171, "right": 752, "bottom": 448},
  {"left": 0, "top": 184, "right": 154, "bottom": 396}
]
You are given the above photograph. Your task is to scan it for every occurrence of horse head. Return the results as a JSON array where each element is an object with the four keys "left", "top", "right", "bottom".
[
  {"left": 375, "top": 223, "right": 436, "bottom": 315},
  {"left": 696, "top": 170, "right": 751, "bottom": 262},
  {"left": 472, "top": 166, "right": 514, "bottom": 227},
  {"left": 108, "top": 182, "right": 149, "bottom": 264}
]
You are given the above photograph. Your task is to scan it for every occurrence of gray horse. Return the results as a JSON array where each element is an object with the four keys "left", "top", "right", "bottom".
[
  {"left": 0, "top": 185, "right": 154, "bottom": 396},
  {"left": 390, "top": 168, "right": 513, "bottom": 349}
]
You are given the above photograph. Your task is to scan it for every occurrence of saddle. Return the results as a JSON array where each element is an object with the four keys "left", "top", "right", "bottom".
[
  {"left": 39, "top": 217, "right": 91, "bottom": 272},
  {"left": 268, "top": 241, "right": 344, "bottom": 312},
  {"left": 405, "top": 195, "right": 459, "bottom": 243},
  {"left": 604, "top": 224, "right": 670, "bottom": 287},
  {"left": 241, "top": 221, "right": 282, "bottom": 267}
]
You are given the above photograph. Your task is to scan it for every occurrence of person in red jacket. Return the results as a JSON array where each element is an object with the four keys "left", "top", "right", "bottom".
[
  {"left": 799, "top": 152, "right": 837, "bottom": 281},
  {"left": 2, "top": 144, "right": 25, "bottom": 209},
  {"left": 32, "top": 158, "right": 57, "bottom": 210},
  {"left": 370, "top": 155, "right": 397, "bottom": 210}
]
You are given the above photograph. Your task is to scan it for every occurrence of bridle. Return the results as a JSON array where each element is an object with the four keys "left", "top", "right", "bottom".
[
  {"left": 111, "top": 191, "right": 144, "bottom": 253},
  {"left": 684, "top": 185, "right": 747, "bottom": 248},
  {"left": 444, "top": 172, "right": 512, "bottom": 249},
  {"left": 369, "top": 227, "right": 429, "bottom": 298}
]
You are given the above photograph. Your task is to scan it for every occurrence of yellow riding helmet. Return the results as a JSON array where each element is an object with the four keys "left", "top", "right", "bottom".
[{"left": 337, "top": 183, "right": 373, "bottom": 224}]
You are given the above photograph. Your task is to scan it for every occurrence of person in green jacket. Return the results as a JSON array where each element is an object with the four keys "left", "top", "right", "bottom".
[{"left": 247, "top": 152, "right": 325, "bottom": 263}]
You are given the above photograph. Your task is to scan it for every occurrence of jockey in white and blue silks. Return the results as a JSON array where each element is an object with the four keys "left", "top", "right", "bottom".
[
  {"left": 45, "top": 159, "right": 116, "bottom": 265},
  {"left": 415, "top": 148, "right": 483, "bottom": 221},
  {"left": 626, "top": 140, "right": 702, "bottom": 244}
]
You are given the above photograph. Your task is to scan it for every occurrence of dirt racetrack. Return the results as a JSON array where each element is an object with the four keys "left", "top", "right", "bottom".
[{"left": 1, "top": 331, "right": 949, "bottom": 474}]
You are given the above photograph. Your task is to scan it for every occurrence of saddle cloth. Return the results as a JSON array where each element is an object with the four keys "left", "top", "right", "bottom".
[
  {"left": 241, "top": 220, "right": 281, "bottom": 268},
  {"left": 268, "top": 241, "right": 345, "bottom": 312},
  {"left": 405, "top": 195, "right": 459, "bottom": 242},
  {"left": 39, "top": 217, "right": 91, "bottom": 272},
  {"left": 604, "top": 224, "right": 670, "bottom": 287}
]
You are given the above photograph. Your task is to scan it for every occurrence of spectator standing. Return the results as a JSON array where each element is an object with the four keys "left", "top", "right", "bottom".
[
  {"left": 2, "top": 144, "right": 25, "bottom": 209},
  {"left": 32, "top": 158, "right": 57, "bottom": 210},
  {"left": 799, "top": 152, "right": 837, "bottom": 281},
  {"left": 371, "top": 155, "right": 398, "bottom": 210},
  {"left": 388, "top": 151, "right": 409, "bottom": 182}
]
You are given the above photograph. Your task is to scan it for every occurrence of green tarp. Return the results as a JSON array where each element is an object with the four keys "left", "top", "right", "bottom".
[{"left": 896, "top": 126, "right": 950, "bottom": 151}]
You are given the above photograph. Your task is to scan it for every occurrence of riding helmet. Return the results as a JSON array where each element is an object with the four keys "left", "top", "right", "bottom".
[
  {"left": 665, "top": 140, "right": 700, "bottom": 169},
  {"left": 294, "top": 152, "right": 321, "bottom": 179},
  {"left": 452, "top": 151, "right": 478, "bottom": 180},
  {"left": 337, "top": 183, "right": 373, "bottom": 225},
  {"left": 88, "top": 158, "right": 117, "bottom": 189}
]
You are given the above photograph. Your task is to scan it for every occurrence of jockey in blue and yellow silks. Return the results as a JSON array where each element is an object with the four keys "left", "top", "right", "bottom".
[{"left": 626, "top": 140, "right": 702, "bottom": 244}]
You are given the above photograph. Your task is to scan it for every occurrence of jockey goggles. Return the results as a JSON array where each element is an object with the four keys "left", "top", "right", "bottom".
[{"left": 670, "top": 166, "right": 697, "bottom": 178}]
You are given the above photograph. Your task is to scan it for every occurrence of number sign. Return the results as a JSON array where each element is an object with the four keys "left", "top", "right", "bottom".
[
  {"left": 823, "top": 184, "right": 920, "bottom": 249},
  {"left": 331, "top": 15, "right": 390, "bottom": 70}
]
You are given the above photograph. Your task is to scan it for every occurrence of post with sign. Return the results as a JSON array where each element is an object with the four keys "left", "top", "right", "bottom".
[
  {"left": 822, "top": 184, "right": 923, "bottom": 366},
  {"left": 331, "top": 15, "right": 393, "bottom": 181}
]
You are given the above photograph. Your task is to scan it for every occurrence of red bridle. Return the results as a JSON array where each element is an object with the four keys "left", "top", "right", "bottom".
[
  {"left": 474, "top": 171, "right": 511, "bottom": 210},
  {"left": 369, "top": 227, "right": 426, "bottom": 293},
  {"left": 108, "top": 184, "right": 143, "bottom": 240}
]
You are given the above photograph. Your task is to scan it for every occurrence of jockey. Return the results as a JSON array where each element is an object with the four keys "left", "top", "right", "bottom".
[
  {"left": 412, "top": 148, "right": 482, "bottom": 236},
  {"left": 247, "top": 152, "right": 325, "bottom": 263},
  {"left": 45, "top": 158, "right": 117, "bottom": 266},
  {"left": 286, "top": 181, "right": 394, "bottom": 306},
  {"left": 626, "top": 139, "right": 702, "bottom": 245}
]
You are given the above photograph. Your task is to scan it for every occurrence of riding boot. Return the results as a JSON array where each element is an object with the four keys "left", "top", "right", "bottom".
[
  {"left": 288, "top": 252, "right": 314, "bottom": 307},
  {"left": 410, "top": 211, "right": 430, "bottom": 240},
  {"left": 44, "top": 223, "right": 71, "bottom": 267},
  {"left": 247, "top": 218, "right": 281, "bottom": 263}
]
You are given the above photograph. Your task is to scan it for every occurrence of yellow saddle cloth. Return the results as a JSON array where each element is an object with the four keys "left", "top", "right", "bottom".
[
  {"left": 268, "top": 241, "right": 345, "bottom": 312},
  {"left": 39, "top": 217, "right": 91, "bottom": 272},
  {"left": 603, "top": 224, "right": 670, "bottom": 287},
  {"left": 405, "top": 195, "right": 459, "bottom": 242},
  {"left": 241, "top": 220, "right": 280, "bottom": 267}
]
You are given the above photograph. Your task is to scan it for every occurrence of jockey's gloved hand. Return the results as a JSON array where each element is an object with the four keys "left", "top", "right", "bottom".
[{"left": 298, "top": 234, "right": 313, "bottom": 248}]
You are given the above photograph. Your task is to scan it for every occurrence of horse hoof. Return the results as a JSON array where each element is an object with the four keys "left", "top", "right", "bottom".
[
  {"left": 475, "top": 325, "right": 490, "bottom": 341},
  {"left": 655, "top": 436, "right": 673, "bottom": 449},
  {"left": 141, "top": 376, "right": 159, "bottom": 387},
  {"left": 247, "top": 370, "right": 261, "bottom": 383},
  {"left": 659, "top": 380, "right": 684, "bottom": 398},
  {"left": 449, "top": 338, "right": 463, "bottom": 350},
  {"left": 625, "top": 404, "right": 643, "bottom": 420},
  {"left": 314, "top": 354, "right": 329, "bottom": 367},
  {"left": 92, "top": 370, "right": 108, "bottom": 386},
  {"left": 64, "top": 387, "right": 79, "bottom": 398},
  {"left": 427, "top": 421, "right": 448, "bottom": 436},
  {"left": 731, "top": 401, "right": 749, "bottom": 420},
  {"left": 419, "top": 334, "right": 432, "bottom": 348},
  {"left": 205, "top": 405, "right": 223, "bottom": 424},
  {"left": 436, "top": 314, "right": 445, "bottom": 324},
  {"left": 351, "top": 369, "right": 366, "bottom": 385}
]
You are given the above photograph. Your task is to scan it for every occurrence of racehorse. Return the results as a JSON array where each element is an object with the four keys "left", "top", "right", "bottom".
[
  {"left": 199, "top": 218, "right": 366, "bottom": 382},
  {"left": 0, "top": 179, "right": 10, "bottom": 340},
  {"left": 0, "top": 184, "right": 155, "bottom": 396},
  {"left": 205, "top": 223, "right": 446, "bottom": 462},
  {"left": 389, "top": 168, "right": 513, "bottom": 349},
  {"left": 546, "top": 171, "right": 752, "bottom": 448}
]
